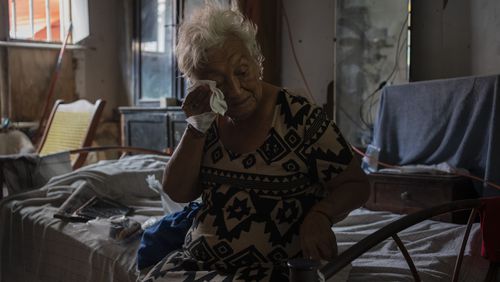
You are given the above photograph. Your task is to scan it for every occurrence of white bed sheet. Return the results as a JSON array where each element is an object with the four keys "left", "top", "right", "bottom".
[
  {"left": 0, "top": 154, "right": 170, "bottom": 282},
  {"left": 0, "top": 155, "right": 491, "bottom": 282},
  {"left": 332, "top": 209, "right": 490, "bottom": 282}
]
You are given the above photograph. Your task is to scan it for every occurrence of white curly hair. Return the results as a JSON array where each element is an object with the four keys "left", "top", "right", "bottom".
[{"left": 175, "top": 1, "right": 264, "bottom": 80}]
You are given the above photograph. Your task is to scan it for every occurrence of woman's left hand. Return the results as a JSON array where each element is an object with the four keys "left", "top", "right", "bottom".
[{"left": 299, "top": 211, "right": 338, "bottom": 260}]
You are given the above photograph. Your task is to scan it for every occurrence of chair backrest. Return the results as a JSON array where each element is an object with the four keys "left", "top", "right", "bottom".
[{"left": 37, "top": 99, "right": 106, "bottom": 169}]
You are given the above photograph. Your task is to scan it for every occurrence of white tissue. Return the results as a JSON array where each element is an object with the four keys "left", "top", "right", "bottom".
[{"left": 185, "top": 80, "right": 227, "bottom": 133}]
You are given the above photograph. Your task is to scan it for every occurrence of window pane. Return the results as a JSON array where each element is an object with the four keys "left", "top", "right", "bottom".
[
  {"left": 9, "top": 0, "right": 31, "bottom": 39},
  {"left": 140, "top": 0, "right": 174, "bottom": 100},
  {"left": 49, "top": 0, "right": 60, "bottom": 41},
  {"left": 32, "top": 0, "right": 46, "bottom": 40},
  {"left": 7, "top": 0, "right": 60, "bottom": 41},
  {"left": 33, "top": 0, "right": 60, "bottom": 41}
]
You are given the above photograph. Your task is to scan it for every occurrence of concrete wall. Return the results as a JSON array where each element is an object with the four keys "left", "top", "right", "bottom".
[
  {"left": 8, "top": 49, "right": 76, "bottom": 121},
  {"left": 76, "top": 0, "right": 132, "bottom": 120},
  {"left": 280, "top": 0, "right": 334, "bottom": 107},
  {"left": 410, "top": 0, "right": 471, "bottom": 81},
  {"left": 334, "top": 0, "right": 408, "bottom": 146},
  {"left": 411, "top": 0, "right": 500, "bottom": 81},
  {"left": 470, "top": 0, "right": 500, "bottom": 76}
]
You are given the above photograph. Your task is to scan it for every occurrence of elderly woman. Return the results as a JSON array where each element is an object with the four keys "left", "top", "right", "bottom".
[{"left": 143, "top": 2, "right": 369, "bottom": 281}]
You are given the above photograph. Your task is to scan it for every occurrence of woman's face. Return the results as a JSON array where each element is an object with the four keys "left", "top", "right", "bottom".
[{"left": 193, "top": 37, "right": 262, "bottom": 121}]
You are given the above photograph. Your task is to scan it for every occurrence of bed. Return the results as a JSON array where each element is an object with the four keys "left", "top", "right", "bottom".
[{"left": 0, "top": 154, "right": 495, "bottom": 281}]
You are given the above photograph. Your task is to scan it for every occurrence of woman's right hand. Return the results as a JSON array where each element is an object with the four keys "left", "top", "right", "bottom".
[{"left": 182, "top": 84, "right": 212, "bottom": 118}]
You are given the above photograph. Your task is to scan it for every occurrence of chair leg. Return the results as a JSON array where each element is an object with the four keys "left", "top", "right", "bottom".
[{"left": 484, "top": 262, "right": 499, "bottom": 282}]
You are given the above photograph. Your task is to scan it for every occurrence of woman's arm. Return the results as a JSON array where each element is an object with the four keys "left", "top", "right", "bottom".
[
  {"left": 163, "top": 84, "right": 214, "bottom": 203},
  {"left": 162, "top": 126, "right": 206, "bottom": 203},
  {"left": 300, "top": 157, "right": 370, "bottom": 260},
  {"left": 312, "top": 157, "right": 370, "bottom": 222}
]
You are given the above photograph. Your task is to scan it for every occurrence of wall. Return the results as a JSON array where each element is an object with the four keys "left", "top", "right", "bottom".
[
  {"left": 411, "top": 0, "right": 500, "bottom": 81},
  {"left": 8, "top": 49, "right": 76, "bottom": 121},
  {"left": 77, "top": 0, "right": 132, "bottom": 120},
  {"left": 410, "top": 0, "right": 471, "bottom": 81},
  {"left": 470, "top": 0, "right": 500, "bottom": 76},
  {"left": 334, "top": 0, "right": 408, "bottom": 146},
  {"left": 280, "top": 0, "right": 334, "bottom": 107},
  {"left": 72, "top": 0, "right": 133, "bottom": 148}
]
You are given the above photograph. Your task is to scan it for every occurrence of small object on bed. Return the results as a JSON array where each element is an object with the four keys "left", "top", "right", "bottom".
[
  {"left": 74, "top": 196, "right": 133, "bottom": 221},
  {"left": 54, "top": 180, "right": 134, "bottom": 222},
  {"left": 109, "top": 217, "right": 142, "bottom": 241}
]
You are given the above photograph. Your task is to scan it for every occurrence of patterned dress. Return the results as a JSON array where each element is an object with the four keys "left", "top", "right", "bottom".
[{"left": 143, "top": 90, "right": 353, "bottom": 281}]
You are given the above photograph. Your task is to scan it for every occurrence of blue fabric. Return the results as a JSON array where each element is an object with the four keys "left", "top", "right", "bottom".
[
  {"left": 371, "top": 74, "right": 500, "bottom": 196},
  {"left": 136, "top": 202, "right": 201, "bottom": 270}
]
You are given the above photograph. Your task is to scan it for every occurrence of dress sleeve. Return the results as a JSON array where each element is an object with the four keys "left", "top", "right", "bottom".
[{"left": 302, "top": 106, "right": 354, "bottom": 184}]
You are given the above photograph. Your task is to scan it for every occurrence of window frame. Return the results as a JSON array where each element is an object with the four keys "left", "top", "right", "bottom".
[
  {"left": 8, "top": 0, "right": 71, "bottom": 43},
  {"left": 132, "top": 0, "right": 185, "bottom": 107}
]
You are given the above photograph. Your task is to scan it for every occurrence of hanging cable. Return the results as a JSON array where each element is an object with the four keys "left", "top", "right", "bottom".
[
  {"left": 359, "top": 14, "right": 409, "bottom": 128},
  {"left": 280, "top": 1, "right": 315, "bottom": 103}
]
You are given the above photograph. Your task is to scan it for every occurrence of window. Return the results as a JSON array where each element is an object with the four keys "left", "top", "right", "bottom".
[
  {"left": 135, "top": 0, "right": 178, "bottom": 105},
  {"left": 7, "top": 0, "right": 89, "bottom": 43},
  {"left": 134, "top": 0, "right": 211, "bottom": 106}
]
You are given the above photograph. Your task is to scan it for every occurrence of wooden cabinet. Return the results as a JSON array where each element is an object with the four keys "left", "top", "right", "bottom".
[
  {"left": 119, "top": 107, "right": 186, "bottom": 153},
  {"left": 365, "top": 173, "right": 478, "bottom": 223}
]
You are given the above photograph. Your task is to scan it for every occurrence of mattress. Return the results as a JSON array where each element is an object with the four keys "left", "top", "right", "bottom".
[{"left": 0, "top": 155, "right": 491, "bottom": 282}]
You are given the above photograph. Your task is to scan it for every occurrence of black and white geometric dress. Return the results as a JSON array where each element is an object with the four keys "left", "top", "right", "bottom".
[{"left": 143, "top": 90, "right": 353, "bottom": 281}]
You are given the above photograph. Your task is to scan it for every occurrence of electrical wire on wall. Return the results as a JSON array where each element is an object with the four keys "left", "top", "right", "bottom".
[
  {"left": 359, "top": 13, "right": 409, "bottom": 129},
  {"left": 280, "top": 0, "right": 316, "bottom": 104}
]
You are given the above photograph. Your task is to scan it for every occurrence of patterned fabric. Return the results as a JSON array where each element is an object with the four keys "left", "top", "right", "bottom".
[{"left": 143, "top": 90, "right": 353, "bottom": 281}]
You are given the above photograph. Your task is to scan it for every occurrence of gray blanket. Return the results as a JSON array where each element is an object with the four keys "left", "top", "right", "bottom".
[{"left": 372, "top": 74, "right": 500, "bottom": 196}]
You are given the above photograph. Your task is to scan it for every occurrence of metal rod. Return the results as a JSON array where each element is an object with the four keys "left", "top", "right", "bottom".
[
  {"left": 33, "top": 23, "right": 72, "bottom": 145},
  {"left": 29, "top": 0, "right": 34, "bottom": 38},
  {"left": 59, "top": 0, "right": 65, "bottom": 42},
  {"left": 45, "top": 0, "right": 51, "bottom": 41},
  {"left": 392, "top": 234, "right": 421, "bottom": 281},
  {"left": 320, "top": 199, "right": 482, "bottom": 279},
  {"left": 11, "top": 0, "right": 17, "bottom": 38},
  {"left": 452, "top": 208, "right": 478, "bottom": 282},
  {"left": 0, "top": 40, "right": 85, "bottom": 50}
]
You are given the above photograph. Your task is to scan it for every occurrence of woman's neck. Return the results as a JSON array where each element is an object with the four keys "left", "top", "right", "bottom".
[
  {"left": 223, "top": 81, "right": 280, "bottom": 127},
  {"left": 217, "top": 81, "right": 281, "bottom": 154}
]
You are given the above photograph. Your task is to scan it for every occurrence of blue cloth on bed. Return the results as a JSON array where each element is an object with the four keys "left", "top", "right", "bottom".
[
  {"left": 371, "top": 74, "right": 500, "bottom": 196},
  {"left": 137, "top": 202, "right": 201, "bottom": 270}
]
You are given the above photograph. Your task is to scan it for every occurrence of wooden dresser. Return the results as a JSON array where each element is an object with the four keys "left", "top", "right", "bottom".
[
  {"left": 119, "top": 107, "right": 187, "bottom": 153},
  {"left": 365, "top": 173, "right": 478, "bottom": 223}
]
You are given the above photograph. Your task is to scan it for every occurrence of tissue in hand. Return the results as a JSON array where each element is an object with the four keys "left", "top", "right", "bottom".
[{"left": 185, "top": 80, "right": 227, "bottom": 133}]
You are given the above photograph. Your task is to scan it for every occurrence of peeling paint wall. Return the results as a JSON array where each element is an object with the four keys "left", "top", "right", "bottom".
[
  {"left": 8, "top": 49, "right": 76, "bottom": 121},
  {"left": 335, "top": 0, "right": 408, "bottom": 146}
]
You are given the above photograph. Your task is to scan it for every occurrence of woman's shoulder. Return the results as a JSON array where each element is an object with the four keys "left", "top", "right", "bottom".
[
  {"left": 276, "top": 88, "right": 322, "bottom": 116},
  {"left": 274, "top": 89, "right": 326, "bottom": 131},
  {"left": 279, "top": 88, "right": 312, "bottom": 104}
]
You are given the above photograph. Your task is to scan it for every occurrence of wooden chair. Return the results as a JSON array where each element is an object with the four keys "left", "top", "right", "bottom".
[
  {"left": 0, "top": 99, "right": 106, "bottom": 198},
  {"left": 37, "top": 99, "right": 106, "bottom": 169},
  {"left": 289, "top": 198, "right": 500, "bottom": 282}
]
